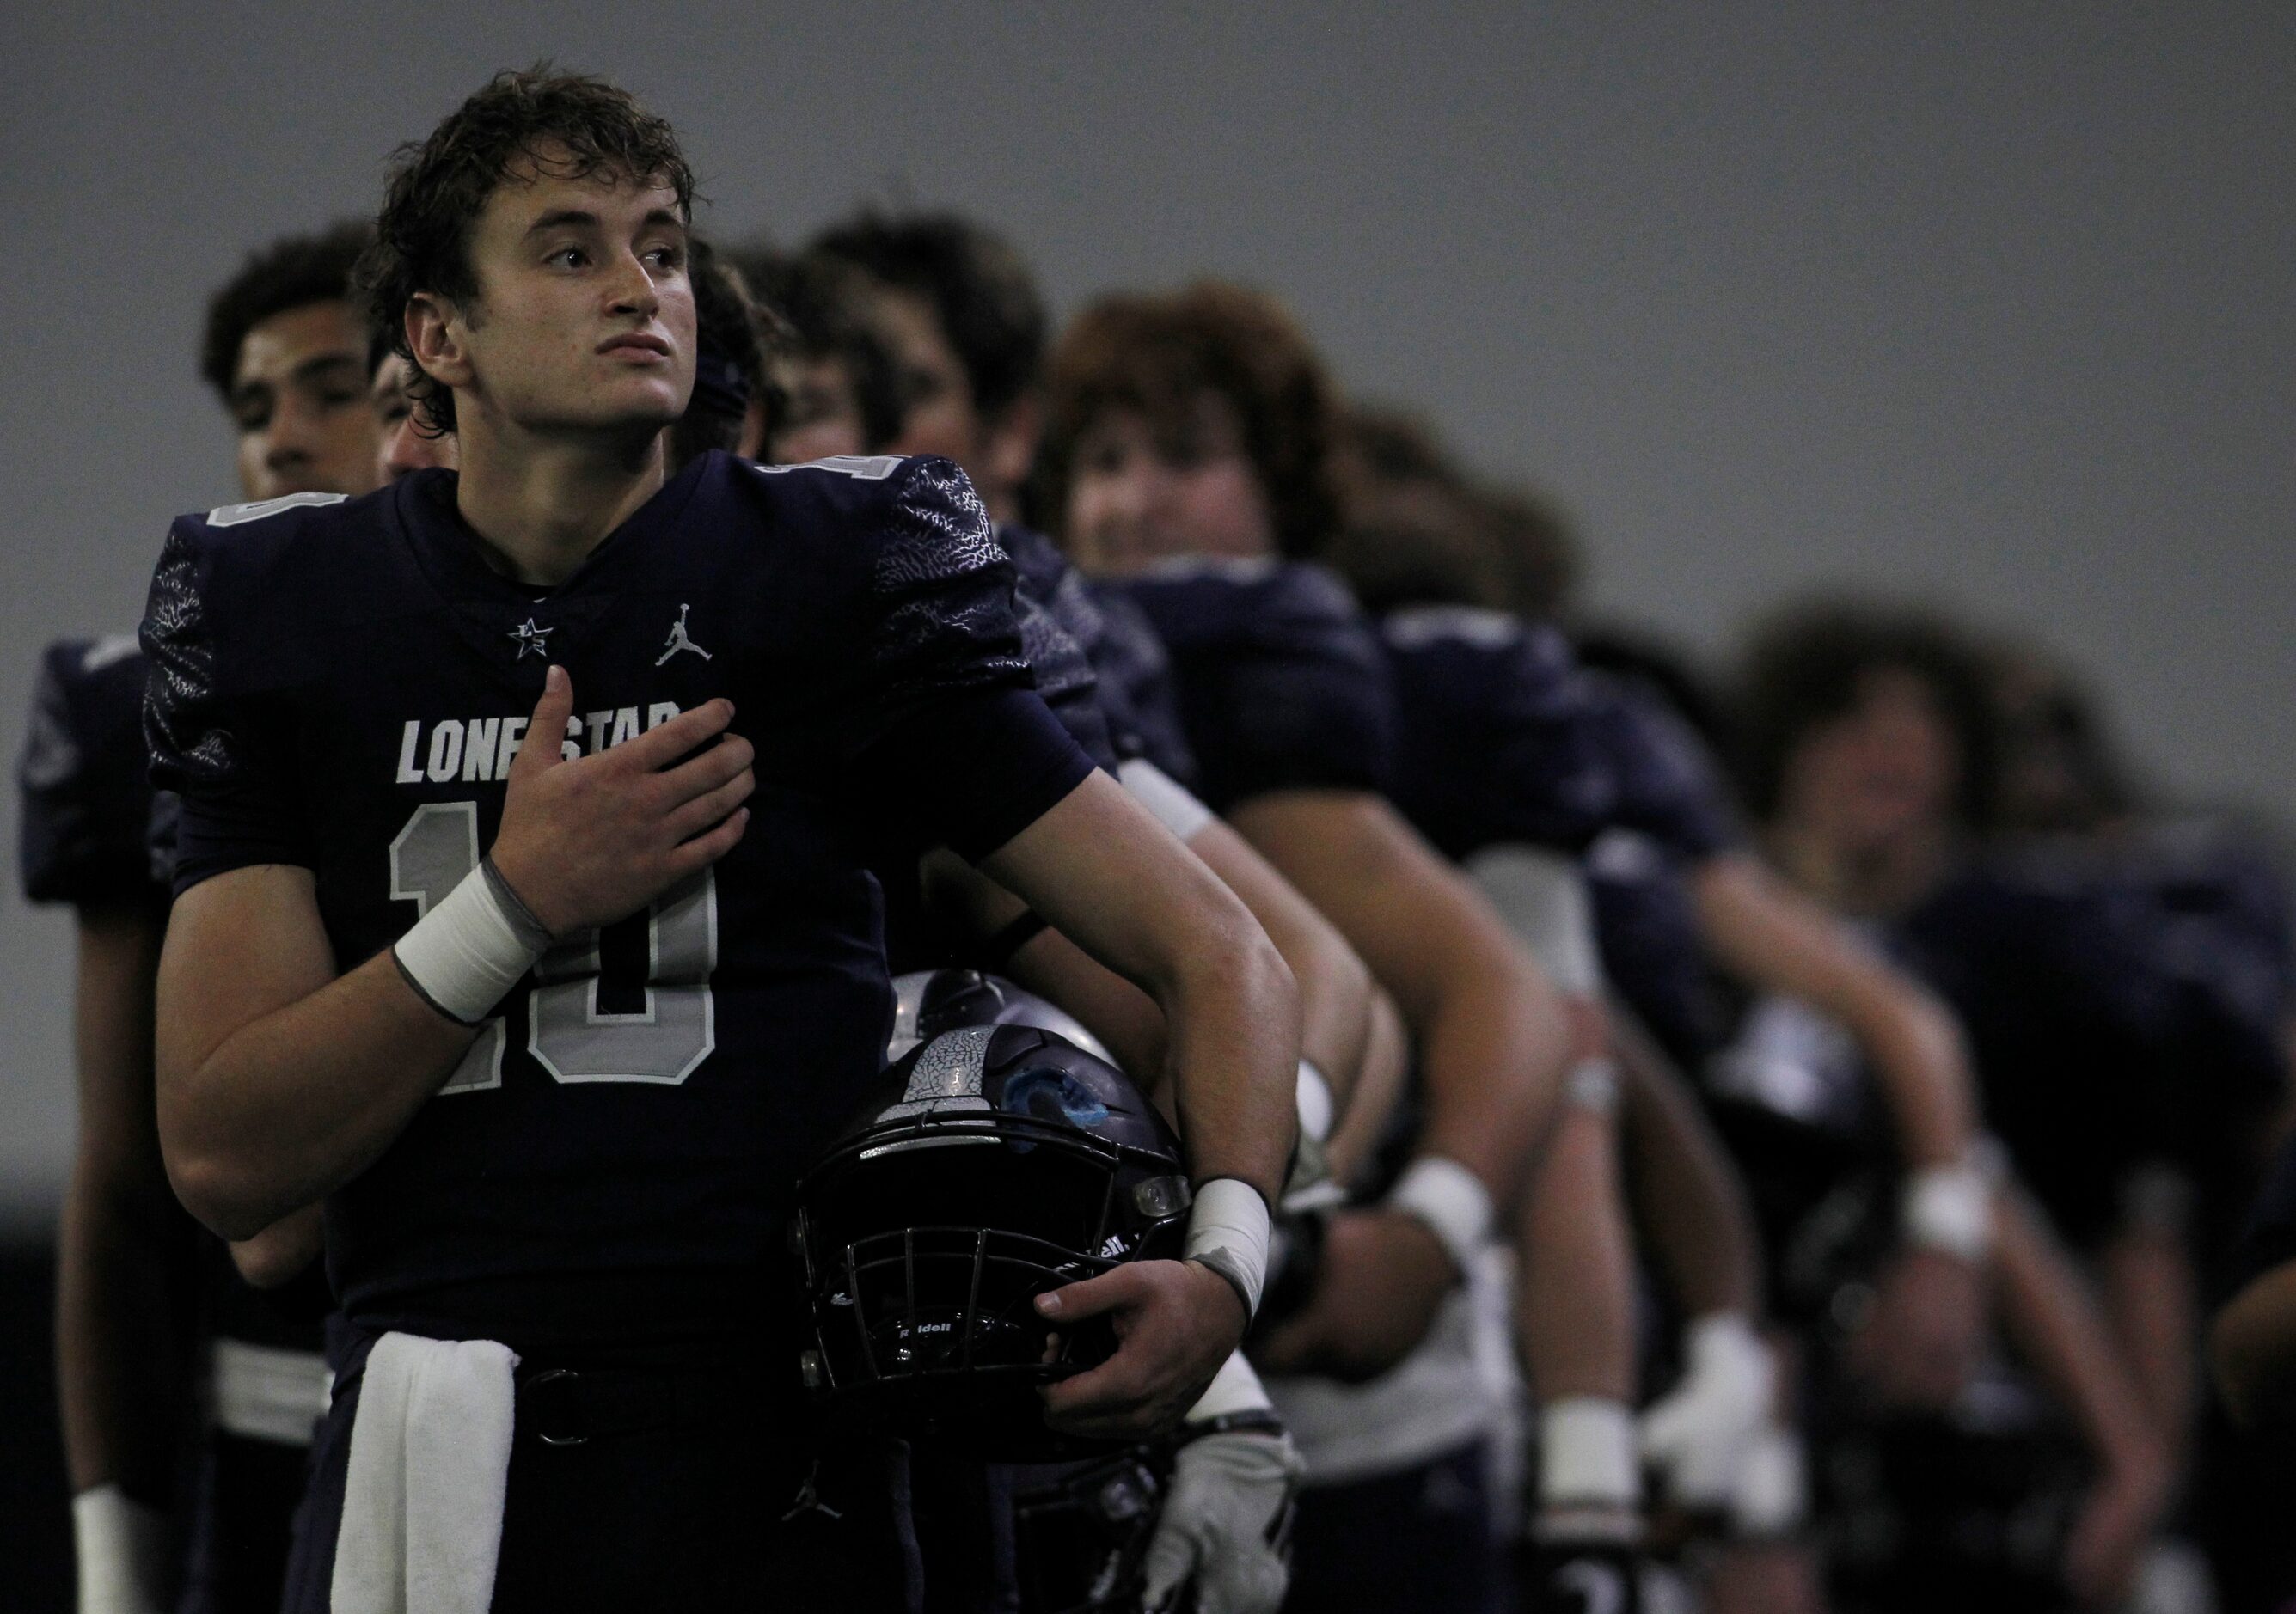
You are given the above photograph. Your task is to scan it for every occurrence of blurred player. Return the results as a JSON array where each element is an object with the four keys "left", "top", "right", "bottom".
[
  {"left": 814, "top": 210, "right": 1398, "bottom": 1612},
  {"left": 144, "top": 70, "right": 1299, "bottom": 1611},
  {"left": 731, "top": 245, "right": 904, "bottom": 463},
  {"left": 1735, "top": 602, "right": 2183, "bottom": 1606},
  {"left": 1044, "top": 281, "right": 1577, "bottom": 1614},
  {"left": 21, "top": 221, "right": 378, "bottom": 1614}
]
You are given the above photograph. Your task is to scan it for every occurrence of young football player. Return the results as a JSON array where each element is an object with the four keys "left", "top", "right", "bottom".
[
  {"left": 23, "top": 221, "right": 380, "bottom": 1614},
  {"left": 1043, "top": 281, "right": 1576, "bottom": 1614},
  {"left": 1734, "top": 602, "right": 2182, "bottom": 1605},
  {"left": 143, "top": 70, "right": 1299, "bottom": 1611}
]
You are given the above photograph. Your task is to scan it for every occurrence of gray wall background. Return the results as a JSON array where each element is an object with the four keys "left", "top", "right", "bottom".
[{"left": 2, "top": 3, "right": 2289, "bottom": 1217}]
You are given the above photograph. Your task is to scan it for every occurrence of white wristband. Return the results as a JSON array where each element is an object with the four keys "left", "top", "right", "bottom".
[
  {"left": 391, "top": 857, "right": 552, "bottom": 1025},
  {"left": 1387, "top": 1154, "right": 1494, "bottom": 1275},
  {"left": 1117, "top": 758, "right": 1216, "bottom": 844},
  {"left": 1540, "top": 1397, "right": 1642, "bottom": 1510},
  {"left": 1185, "top": 1177, "right": 1271, "bottom": 1319},
  {"left": 72, "top": 1483, "right": 172, "bottom": 1614},
  {"left": 1902, "top": 1159, "right": 1993, "bottom": 1262},
  {"left": 1295, "top": 1059, "right": 1334, "bottom": 1145},
  {"left": 1187, "top": 1350, "right": 1276, "bottom": 1422}
]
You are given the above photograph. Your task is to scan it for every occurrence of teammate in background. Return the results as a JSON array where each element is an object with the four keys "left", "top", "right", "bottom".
[
  {"left": 730, "top": 245, "right": 905, "bottom": 463},
  {"left": 145, "top": 70, "right": 1298, "bottom": 1610},
  {"left": 1043, "top": 281, "right": 1574, "bottom": 1614},
  {"left": 205, "top": 222, "right": 386, "bottom": 504},
  {"left": 809, "top": 209, "right": 1390, "bottom": 1611},
  {"left": 1332, "top": 448, "right": 1777, "bottom": 1612},
  {"left": 22, "top": 223, "right": 379, "bottom": 1614},
  {"left": 810, "top": 211, "right": 1044, "bottom": 523},
  {"left": 1734, "top": 602, "right": 2181, "bottom": 1605}
]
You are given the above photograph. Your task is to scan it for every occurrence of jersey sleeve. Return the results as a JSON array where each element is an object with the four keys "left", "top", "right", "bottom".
[
  {"left": 1582, "top": 676, "right": 1742, "bottom": 862},
  {"left": 140, "top": 517, "right": 312, "bottom": 890},
  {"left": 1135, "top": 566, "right": 1396, "bottom": 814},
  {"left": 839, "top": 460, "right": 1096, "bottom": 859},
  {"left": 16, "top": 638, "right": 165, "bottom": 907}
]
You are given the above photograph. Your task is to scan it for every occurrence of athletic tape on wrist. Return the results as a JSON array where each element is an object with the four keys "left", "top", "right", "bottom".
[
  {"left": 1185, "top": 1177, "right": 1271, "bottom": 1319},
  {"left": 1117, "top": 758, "right": 1216, "bottom": 844},
  {"left": 1187, "top": 1349, "right": 1276, "bottom": 1423},
  {"left": 1295, "top": 1059, "right": 1334, "bottom": 1145},
  {"left": 1387, "top": 1153, "right": 1494, "bottom": 1275},
  {"left": 1539, "top": 1397, "right": 1642, "bottom": 1510},
  {"left": 1901, "top": 1159, "right": 1993, "bottom": 1261},
  {"left": 72, "top": 1483, "right": 172, "bottom": 1614},
  {"left": 391, "top": 856, "right": 553, "bottom": 1026}
]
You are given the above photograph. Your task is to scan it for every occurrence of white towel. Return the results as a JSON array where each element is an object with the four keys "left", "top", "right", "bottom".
[{"left": 331, "top": 1332, "right": 520, "bottom": 1614}]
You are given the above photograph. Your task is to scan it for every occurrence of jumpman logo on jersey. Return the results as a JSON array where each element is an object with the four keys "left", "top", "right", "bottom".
[
  {"left": 656, "top": 603, "right": 713, "bottom": 666},
  {"left": 509, "top": 620, "right": 553, "bottom": 660}
]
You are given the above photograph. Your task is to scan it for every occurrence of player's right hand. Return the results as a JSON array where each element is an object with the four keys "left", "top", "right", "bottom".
[{"left": 489, "top": 665, "right": 754, "bottom": 937}]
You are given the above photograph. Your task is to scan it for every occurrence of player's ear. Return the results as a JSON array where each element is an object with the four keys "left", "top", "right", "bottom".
[{"left": 406, "top": 292, "right": 475, "bottom": 390}]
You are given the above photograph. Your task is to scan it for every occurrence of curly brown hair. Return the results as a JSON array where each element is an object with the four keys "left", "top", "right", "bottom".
[
  {"left": 1041, "top": 282, "right": 1341, "bottom": 559},
  {"left": 1733, "top": 599, "right": 2000, "bottom": 831},
  {"left": 355, "top": 65, "right": 695, "bottom": 435}
]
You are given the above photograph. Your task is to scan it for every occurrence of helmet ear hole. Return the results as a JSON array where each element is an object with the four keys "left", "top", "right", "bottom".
[{"left": 792, "top": 987, "right": 1189, "bottom": 1461}]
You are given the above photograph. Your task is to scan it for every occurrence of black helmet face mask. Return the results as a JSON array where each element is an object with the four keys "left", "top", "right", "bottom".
[{"left": 792, "top": 1015, "right": 1188, "bottom": 1459}]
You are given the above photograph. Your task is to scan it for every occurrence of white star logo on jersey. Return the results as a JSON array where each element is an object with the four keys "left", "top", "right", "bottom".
[
  {"left": 509, "top": 620, "right": 553, "bottom": 660},
  {"left": 655, "top": 603, "right": 713, "bottom": 666}
]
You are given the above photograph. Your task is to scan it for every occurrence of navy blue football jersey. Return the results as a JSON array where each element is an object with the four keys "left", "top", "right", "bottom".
[
  {"left": 19, "top": 635, "right": 168, "bottom": 908},
  {"left": 998, "top": 526, "right": 1198, "bottom": 787},
  {"left": 1115, "top": 559, "right": 1393, "bottom": 812},
  {"left": 995, "top": 527, "right": 1117, "bottom": 775},
  {"left": 1379, "top": 607, "right": 1613, "bottom": 859},
  {"left": 1897, "top": 849, "right": 2185, "bottom": 1251},
  {"left": 141, "top": 453, "right": 1094, "bottom": 1345}
]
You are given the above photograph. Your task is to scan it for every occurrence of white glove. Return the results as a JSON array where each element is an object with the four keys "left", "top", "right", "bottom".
[
  {"left": 1638, "top": 1312, "right": 1773, "bottom": 1510},
  {"left": 1142, "top": 1421, "right": 1304, "bottom": 1614},
  {"left": 71, "top": 1484, "right": 172, "bottom": 1614}
]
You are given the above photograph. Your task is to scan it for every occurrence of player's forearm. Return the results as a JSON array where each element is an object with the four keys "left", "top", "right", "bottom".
[
  {"left": 2212, "top": 1263, "right": 2296, "bottom": 1428},
  {"left": 1186, "top": 817, "right": 1373, "bottom": 1110},
  {"left": 1409, "top": 945, "right": 1565, "bottom": 1206},
  {"left": 55, "top": 1165, "right": 187, "bottom": 1497},
  {"left": 1693, "top": 854, "right": 1977, "bottom": 1168},
  {"left": 1155, "top": 918, "right": 1301, "bottom": 1201},
  {"left": 1996, "top": 1189, "right": 2164, "bottom": 1480},
  {"left": 1613, "top": 1009, "right": 1764, "bottom": 1318},
  {"left": 1515, "top": 1104, "right": 1638, "bottom": 1403},
  {"left": 2103, "top": 1222, "right": 2197, "bottom": 1461},
  {"left": 159, "top": 951, "right": 476, "bottom": 1239}
]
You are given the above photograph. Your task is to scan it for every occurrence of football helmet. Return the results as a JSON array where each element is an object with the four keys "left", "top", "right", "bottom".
[
  {"left": 887, "top": 967, "right": 1117, "bottom": 1065},
  {"left": 793, "top": 985, "right": 1190, "bottom": 1459}
]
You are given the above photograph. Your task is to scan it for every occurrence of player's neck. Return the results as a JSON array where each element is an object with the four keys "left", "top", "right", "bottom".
[{"left": 451, "top": 413, "right": 668, "bottom": 589}]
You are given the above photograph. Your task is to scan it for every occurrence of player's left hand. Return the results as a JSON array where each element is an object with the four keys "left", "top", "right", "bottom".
[
  {"left": 1141, "top": 1421, "right": 1302, "bottom": 1613},
  {"left": 1250, "top": 1208, "right": 1454, "bottom": 1381},
  {"left": 1037, "top": 1258, "right": 1246, "bottom": 1438}
]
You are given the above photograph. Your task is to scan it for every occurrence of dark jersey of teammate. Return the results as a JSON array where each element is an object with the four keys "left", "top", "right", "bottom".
[
  {"left": 1374, "top": 605, "right": 1738, "bottom": 1067},
  {"left": 21, "top": 636, "right": 165, "bottom": 908},
  {"left": 1115, "top": 559, "right": 1394, "bottom": 814},
  {"left": 142, "top": 452, "right": 1094, "bottom": 1350},
  {"left": 998, "top": 524, "right": 1197, "bottom": 787}
]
